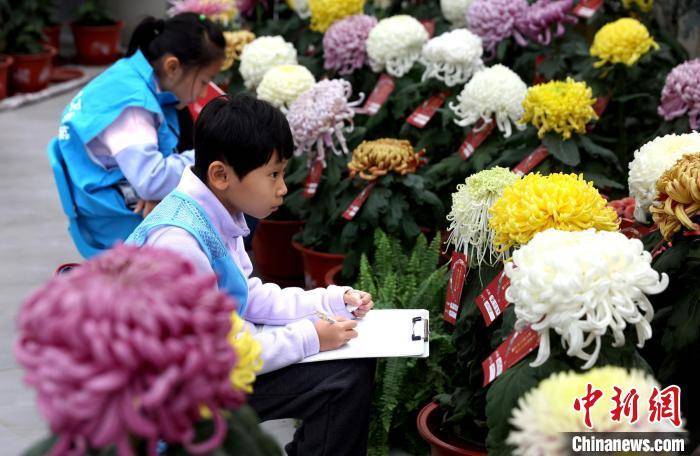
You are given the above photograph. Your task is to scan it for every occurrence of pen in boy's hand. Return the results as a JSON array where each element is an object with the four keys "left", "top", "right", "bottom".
[{"left": 315, "top": 311, "right": 339, "bottom": 324}]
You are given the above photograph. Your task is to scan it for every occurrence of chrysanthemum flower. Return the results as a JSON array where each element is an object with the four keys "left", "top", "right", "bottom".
[
  {"left": 256, "top": 64, "right": 316, "bottom": 110},
  {"left": 308, "top": 0, "right": 366, "bottom": 33},
  {"left": 513, "top": 0, "right": 577, "bottom": 46},
  {"left": 366, "top": 15, "right": 429, "bottom": 77},
  {"left": 628, "top": 132, "right": 700, "bottom": 222},
  {"left": 520, "top": 77, "right": 598, "bottom": 140},
  {"left": 506, "top": 229, "right": 668, "bottom": 369},
  {"left": 466, "top": 0, "right": 528, "bottom": 54},
  {"left": 287, "top": 79, "right": 363, "bottom": 165},
  {"left": 508, "top": 367, "right": 681, "bottom": 455},
  {"left": 420, "top": 28, "right": 484, "bottom": 87},
  {"left": 658, "top": 58, "right": 700, "bottom": 130},
  {"left": 651, "top": 153, "right": 700, "bottom": 240},
  {"left": 489, "top": 173, "right": 619, "bottom": 251},
  {"left": 440, "top": 0, "right": 474, "bottom": 26},
  {"left": 221, "top": 30, "right": 255, "bottom": 71},
  {"left": 14, "top": 245, "right": 242, "bottom": 454},
  {"left": 590, "top": 17, "right": 659, "bottom": 68},
  {"left": 323, "top": 14, "right": 378, "bottom": 76},
  {"left": 449, "top": 64, "right": 528, "bottom": 138},
  {"left": 228, "top": 312, "right": 263, "bottom": 393},
  {"left": 286, "top": 0, "right": 310, "bottom": 18},
  {"left": 168, "top": 0, "right": 238, "bottom": 23},
  {"left": 239, "top": 36, "right": 297, "bottom": 89},
  {"left": 347, "top": 138, "right": 424, "bottom": 180},
  {"left": 622, "top": 0, "right": 654, "bottom": 13},
  {"left": 446, "top": 167, "right": 519, "bottom": 267}
]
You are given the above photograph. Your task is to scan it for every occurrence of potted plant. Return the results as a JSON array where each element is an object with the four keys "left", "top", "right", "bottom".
[
  {"left": 71, "top": 0, "right": 123, "bottom": 65},
  {"left": 0, "top": 14, "right": 13, "bottom": 100},
  {"left": 37, "top": 0, "right": 60, "bottom": 59},
  {"left": 251, "top": 155, "right": 308, "bottom": 286},
  {"left": 0, "top": 0, "right": 55, "bottom": 94}
]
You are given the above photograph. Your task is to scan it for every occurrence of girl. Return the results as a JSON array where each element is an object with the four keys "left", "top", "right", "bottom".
[{"left": 55, "top": 13, "right": 225, "bottom": 253}]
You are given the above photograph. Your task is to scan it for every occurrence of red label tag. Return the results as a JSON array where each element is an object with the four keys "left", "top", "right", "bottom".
[
  {"left": 475, "top": 271, "right": 511, "bottom": 326},
  {"left": 513, "top": 145, "right": 549, "bottom": 176},
  {"left": 593, "top": 95, "right": 610, "bottom": 117},
  {"left": 457, "top": 119, "right": 496, "bottom": 160},
  {"left": 419, "top": 19, "right": 436, "bottom": 38},
  {"left": 361, "top": 74, "right": 395, "bottom": 116},
  {"left": 444, "top": 252, "right": 469, "bottom": 324},
  {"left": 188, "top": 81, "right": 225, "bottom": 120},
  {"left": 407, "top": 91, "right": 449, "bottom": 128},
  {"left": 573, "top": 0, "right": 604, "bottom": 18},
  {"left": 533, "top": 55, "right": 547, "bottom": 85},
  {"left": 683, "top": 229, "right": 700, "bottom": 237},
  {"left": 482, "top": 326, "right": 540, "bottom": 386},
  {"left": 342, "top": 181, "right": 377, "bottom": 220},
  {"left": 303, "top": 160, "right": 324, "bottom": 198}
]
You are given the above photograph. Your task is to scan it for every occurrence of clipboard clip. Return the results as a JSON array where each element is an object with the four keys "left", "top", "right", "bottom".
[{"left": 411, "top": 316, "right": 430, "bottom": 341}]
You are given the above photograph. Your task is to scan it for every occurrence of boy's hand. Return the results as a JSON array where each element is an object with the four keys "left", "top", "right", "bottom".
[
  {"left": 134, "top": 199, "right": 160, "bottom": 217},
  {"left": 314, "top": 317, "right": 358, "bottom": 351},
  {"left": 344, "top": 290, "right": 374, "bottom": 318}
]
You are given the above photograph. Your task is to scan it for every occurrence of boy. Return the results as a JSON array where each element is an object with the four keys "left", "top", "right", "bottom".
[{"left": 127, "top": 94, "right": 375, "bottom": 456}]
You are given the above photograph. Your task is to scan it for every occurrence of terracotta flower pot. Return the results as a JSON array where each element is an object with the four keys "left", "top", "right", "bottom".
[
  {"left": 71, "top": 20, "right": 123, "bottom": 65},
  {"left": 0, "top": 55, "right": 13, "bottom": 100},
  {"left": 323, "top": 264, "right": 343, "bottom": 287},
  {"left": 417, "top": 402, "right": 487, "bottom": 456},
  {"left": 292, "top": 242, "right": 345, "bottom": 290},
  {"left": 9, "top": 46, "right": 55, "bottom": 94},
  {"left": 251, "top": 219, "right": 304, "bottom": 281},
  {"left": 42, "top": 24, "right": 62, "bottom": 60}
]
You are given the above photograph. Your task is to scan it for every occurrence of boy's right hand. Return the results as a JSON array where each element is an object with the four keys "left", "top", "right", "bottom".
[{"left": 314, "top": 317, "right": 358, "bottom": 351}]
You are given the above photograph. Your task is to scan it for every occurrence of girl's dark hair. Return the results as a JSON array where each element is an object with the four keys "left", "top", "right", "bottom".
[
  {"left": 193, "top": 94, "right": 294, "bottom": 181},
  {"left": 127, "top": 13, "right": 225, "bottom": 69}
]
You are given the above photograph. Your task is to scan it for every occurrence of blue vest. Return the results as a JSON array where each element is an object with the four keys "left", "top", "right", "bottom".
[
  {"left": 56, "top": 50, "right": 181, "bottom": 249},
  {"left": 126, "top": 191, "right": 249, "bottom": 315}
]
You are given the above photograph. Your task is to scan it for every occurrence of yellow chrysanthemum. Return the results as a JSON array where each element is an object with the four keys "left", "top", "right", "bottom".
[
  {"left": 508, "top": 367, "right": 681, "bottom": 455},
  {"left": 347, "top": 138, "right": 424, "bottom": 180},
  {"left": 221, "top": 30, "right": 255, "bottom": 71},
  {"left": 308, "top": 0, "right": 366, "bottom": 32},
  {"left": 520, "top": 78, "right": 598, "bottom": 140},
  {"left": 489, "top": 173, "right": 619, "bottom": 250},
  {"left": 228, "top": 312, "right": 263, "bottom": 393},
  {"left": 622, "top": 0, "right": 653, "bottom": 13},
  {"left": 590, "top": 18, "right": 659, "bottom": 68}
]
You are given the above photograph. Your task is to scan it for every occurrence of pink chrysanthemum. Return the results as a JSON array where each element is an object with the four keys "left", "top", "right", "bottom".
[
  {"left": 658, "top": 58, "right": 700, "bottom": 130},
  {"left": 513, "top": 0, "right": 577, "bottom": 46},
  {"left": 466, "top": 0, "right": 528, "bottom": 54},
  {"left": 168, "top": 0, "right": 236, "bottom": 17},
  {"left": 323, "top": 14, "right": 378, "bottom": 76},
  {"left": 14, "top": 245, "right": 242, "bottom": 455}
]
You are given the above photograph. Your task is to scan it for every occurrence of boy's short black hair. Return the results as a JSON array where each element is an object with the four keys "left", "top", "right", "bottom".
[{"left": 193, "top": 94, "right": 294, "bottom": 181}]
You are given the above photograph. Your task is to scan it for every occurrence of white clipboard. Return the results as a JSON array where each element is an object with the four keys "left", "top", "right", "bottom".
[{"left": 300, "top": 309, "right": 430, "bottom": 363}]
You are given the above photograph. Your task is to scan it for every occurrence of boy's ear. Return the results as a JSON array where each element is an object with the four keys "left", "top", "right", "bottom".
[{"left": 207, "top": 161, "right": 233, "bottom": 190}]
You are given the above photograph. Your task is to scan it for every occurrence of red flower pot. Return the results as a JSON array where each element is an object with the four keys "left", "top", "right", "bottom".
[
  {"left": 417, "top": 402, "right": 487, "bottom": 456},
  {"left": 292, "top": 242, "right": 345, "bottom": 290},
  {"left": 0, "top": 55, "right": 13, "bottom": 100},
  {"left": 71, "top": 21, "right": 123, "bottom": 65},
  {"left": 9, "top": 46, "right": 55, "bottom": 94},
  {"left": 323, "top": 264, "right": 343, "bottom": 287},
  {"left": 42, "top": 24, "right": 62, "bottom": 60},
  {"left": 251, "top": 219, "right": 304, "bottom": 282}
]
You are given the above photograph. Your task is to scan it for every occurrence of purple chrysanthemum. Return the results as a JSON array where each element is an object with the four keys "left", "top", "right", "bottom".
[
  {"left": 323, "top": 14, "right": 378, "bottom": 76},
  {"left": 466, "top": 0, "right": 528, "bottom": 55},
  {"left": 658, "top": 58, "right": 700, "bottom": 130},
  {"left": 236, "top": 0, "right": 269, "bottom": 17},
  {"left": 14, "top": 245, "right": 242, "bottom": 455},
  {"left": 513, "top": 0, "right": 577, "bottom": 46},
  {"left": 287, "top": 79, "right": 364, "bottom": 165}
]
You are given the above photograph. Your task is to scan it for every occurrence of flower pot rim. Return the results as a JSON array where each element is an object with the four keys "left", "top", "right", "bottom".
[
  {"left": 258, "top": 218, "right": 305, "bottom": 227},
  {"left": 70, "top": 20, "right": 124, "bottom": 31},
  {"left": 417, "top": 402, "right": 487, "bottom": 455},
  {"left": 291, "top": 241, "right": 345, "bottom": 260},
  {"left": 0, "top": 55, "right": 14, "bottom": 68},
  {"left": 324, "top": 264, "right": 343, "bottom": 287},
  {"left": 8, "top": 45, "right": 56, "bottom": 59}
]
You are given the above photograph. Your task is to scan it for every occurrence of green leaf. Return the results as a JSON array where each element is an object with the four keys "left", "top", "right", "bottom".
[
  {"left": 582, "top": 172, "right": 625, "bottom": 190},
  {"left": 578, "top": 135, "right": 621, "bottom": 169},
  {"left": 542, "top": 134, "right": 580, "bottom": 166}
]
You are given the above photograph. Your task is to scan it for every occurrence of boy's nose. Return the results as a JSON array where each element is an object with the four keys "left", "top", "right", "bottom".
[{"left": 278, "top": 182, "right": 288, "bottom": 197}]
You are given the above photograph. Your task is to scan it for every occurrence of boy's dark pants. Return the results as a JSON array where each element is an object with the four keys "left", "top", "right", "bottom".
[{"left": 248, "top": 358, "right": 376, "bottom": 456}]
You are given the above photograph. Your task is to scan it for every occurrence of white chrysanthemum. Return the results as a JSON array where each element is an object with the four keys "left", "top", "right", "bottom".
[
  {"left": 287, "top": 0, "right": 310, "bottom": 18},
  {"left": 508, "top": 367, "right": 682, "bottom": 456},
  {"left": 506, "top": 229, "right": 668, "bottom": 370},
  {"left": 256, "top": 64, "right": 316, "bottom": 110},
  {"left": 420, "top": 29, "right": 484, "bottom": 87},
  {"left": 447, "top": 167, "right": 519, "bottom": 267},
  {"left": 628, "top": 132, "right": 700, "bottom": 222},
  {"left": 449, "top": 64, "right": 527, "bottom": 137},
  {"left": 440, "top": 0, "right": 474, "bottom": 26},
  {"left": 366, "top": 15, "right": 429, "bottom": 77},
  {"left": 239, "top": 36, "right": 298, "bottom": 90}
]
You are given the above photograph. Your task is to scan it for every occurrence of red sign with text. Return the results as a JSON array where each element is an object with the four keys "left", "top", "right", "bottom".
[
  {"left": 444, "top": 252, "right": 469, "bottom": 324},
  {"left": 482, "top": 327, "right": 540, "bottom": 386}
]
